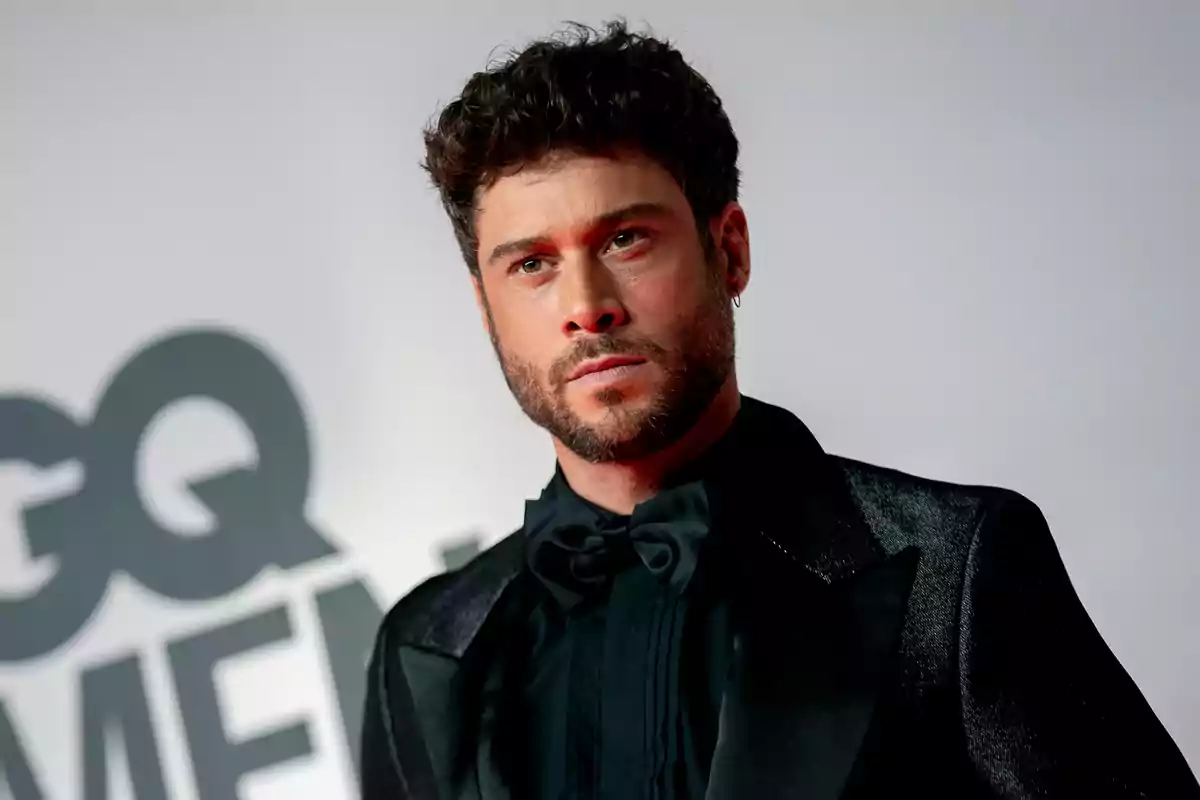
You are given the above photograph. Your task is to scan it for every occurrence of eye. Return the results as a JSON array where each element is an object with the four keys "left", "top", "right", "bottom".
[
  {"left": 606, "top": 228, "right": 648, "bottom": 252},
  {"left": 514, "top": 257, "right": 544, "bottom": 275}
]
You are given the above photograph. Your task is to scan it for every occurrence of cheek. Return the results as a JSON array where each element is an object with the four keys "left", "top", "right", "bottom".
[
  {"left": 489, "top": 295, "right": 558, "bottom": 364},
  {"left": 629, "top": 265, "right": 709, "bottom": 328}
]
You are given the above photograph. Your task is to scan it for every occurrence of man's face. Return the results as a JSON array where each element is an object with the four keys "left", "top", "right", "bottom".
[{"left": 472, "top": 150, "right": 744, "bottom": 463}]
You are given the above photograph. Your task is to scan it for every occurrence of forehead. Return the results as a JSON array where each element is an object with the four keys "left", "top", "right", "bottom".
[{"left": 474, "top": 152, "right": 690, "bottom": 248}]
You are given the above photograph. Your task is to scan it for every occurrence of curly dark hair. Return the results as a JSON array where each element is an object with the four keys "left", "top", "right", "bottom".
[{"left": 423, "top": 20, "right": 741, "bottom": 275}]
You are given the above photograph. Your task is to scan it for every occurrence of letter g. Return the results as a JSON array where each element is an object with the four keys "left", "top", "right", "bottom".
[{"left": 0, "top": 396, "right": 112, "bottom": 662}]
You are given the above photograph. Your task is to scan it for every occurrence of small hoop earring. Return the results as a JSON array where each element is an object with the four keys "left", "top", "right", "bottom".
[{"left": 733, "top": 293, "right": 741, "bottom": 308}]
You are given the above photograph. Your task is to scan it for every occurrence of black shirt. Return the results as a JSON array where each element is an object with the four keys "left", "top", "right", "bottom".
[{"left": 514, "top": 419, "right": 750, "bottom": 800}]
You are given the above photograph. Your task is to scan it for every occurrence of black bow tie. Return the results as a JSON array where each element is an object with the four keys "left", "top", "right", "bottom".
[{"left": 523, "top": 477, "right": 712, "bottom": 609}]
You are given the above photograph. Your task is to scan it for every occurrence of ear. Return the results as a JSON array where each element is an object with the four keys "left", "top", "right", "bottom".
[
  {"left": 711, "top": 202, "right": 751, "bottom": 299},
  {"left": 472, "top": 274, "right": 493, "bottom": 337}
]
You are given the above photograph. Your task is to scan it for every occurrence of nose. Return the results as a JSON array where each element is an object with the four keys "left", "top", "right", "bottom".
[{"left": 559, "top": 257, "right": 629, "bottom": 336}]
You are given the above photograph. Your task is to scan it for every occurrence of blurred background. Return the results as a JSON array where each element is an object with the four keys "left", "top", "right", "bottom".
[{"left": 2, "top": 1, "right": 1197, "bottom": 797}]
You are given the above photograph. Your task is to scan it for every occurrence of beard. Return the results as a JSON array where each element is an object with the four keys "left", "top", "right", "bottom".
[{"left": 485, "top": 274, "right": 736, "bottom": 464}]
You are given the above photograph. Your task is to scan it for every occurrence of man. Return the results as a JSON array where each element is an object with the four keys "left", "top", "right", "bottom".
[{"left": 361, "top": 21, "right": 1198, "bottom": 799}]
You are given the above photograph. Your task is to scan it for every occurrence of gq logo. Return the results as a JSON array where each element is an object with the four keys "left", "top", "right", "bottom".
[
  {"left": 0, "top": 328, "right": 426, "bottom": 799},
  {"left": 0, "top": 328, "right": 338, "bottom": 662}
]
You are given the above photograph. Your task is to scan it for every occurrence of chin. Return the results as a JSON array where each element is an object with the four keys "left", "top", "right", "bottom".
[{"left": 572, "top": 383, "right": 656, "bottom": 416}]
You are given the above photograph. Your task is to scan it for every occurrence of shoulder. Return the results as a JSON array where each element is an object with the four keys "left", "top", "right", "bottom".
[
  {"left": 374, "top": 529, "right": 526, "bottom": 656},
  {"left": 830, "top": 456, "right": 1061, "bottom": 672},
  {"left": 831, "top": 454, "right": 1042, "bottom": 557}
]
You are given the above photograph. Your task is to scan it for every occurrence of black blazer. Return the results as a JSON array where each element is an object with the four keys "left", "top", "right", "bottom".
[{"left": 361, "top": 397, "right": 1198, "bottom": 799}]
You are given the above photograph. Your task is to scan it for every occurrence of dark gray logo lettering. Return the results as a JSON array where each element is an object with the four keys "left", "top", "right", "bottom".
[
  {"left": 168, "top": 604, "right": 313, "bottom": 800},
  {"left": 0, "top": 328, "right": 336, "bottom": 662},
  {"left": 0, "top": 697, "right": 43, "bottom": 799},
  {"left": 81, "top": 655, "right": 170, "bottom": 800}
]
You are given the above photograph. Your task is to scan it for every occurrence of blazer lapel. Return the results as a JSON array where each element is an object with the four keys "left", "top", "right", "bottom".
[
  {"left": 391, "top": 533, "right": 530, "bottom": 800},
  {"left": 705, "top": 397, "right": 919, "bottom": 799},
  {"left": 705, "top": 546, "right": 918, "bottom": 800},
  {"left": 397, "top": 644, "right": 479, "bottom": 799}
]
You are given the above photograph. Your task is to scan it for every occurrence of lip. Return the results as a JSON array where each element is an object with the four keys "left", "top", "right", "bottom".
[{"left": 568, "top": 355, "right": 647, "bottom": 382}]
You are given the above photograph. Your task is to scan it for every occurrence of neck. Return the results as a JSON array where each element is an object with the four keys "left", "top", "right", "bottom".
[{"left": 552, "top": 378, "right": 742, "bottom": 514}]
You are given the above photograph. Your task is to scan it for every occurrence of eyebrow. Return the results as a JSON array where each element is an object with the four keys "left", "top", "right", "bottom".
[{"left": 485, "top": 201, "right": 674, "bottom": 267}]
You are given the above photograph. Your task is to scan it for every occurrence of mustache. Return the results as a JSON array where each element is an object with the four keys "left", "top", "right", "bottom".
[{"left": 549, "top": 335, "right": 665, "bottom": 386}]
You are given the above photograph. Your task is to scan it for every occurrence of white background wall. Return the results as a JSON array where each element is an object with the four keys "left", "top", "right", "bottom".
[{"left": 2, "top": 1, "right": 1197, "bottom": 797}]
